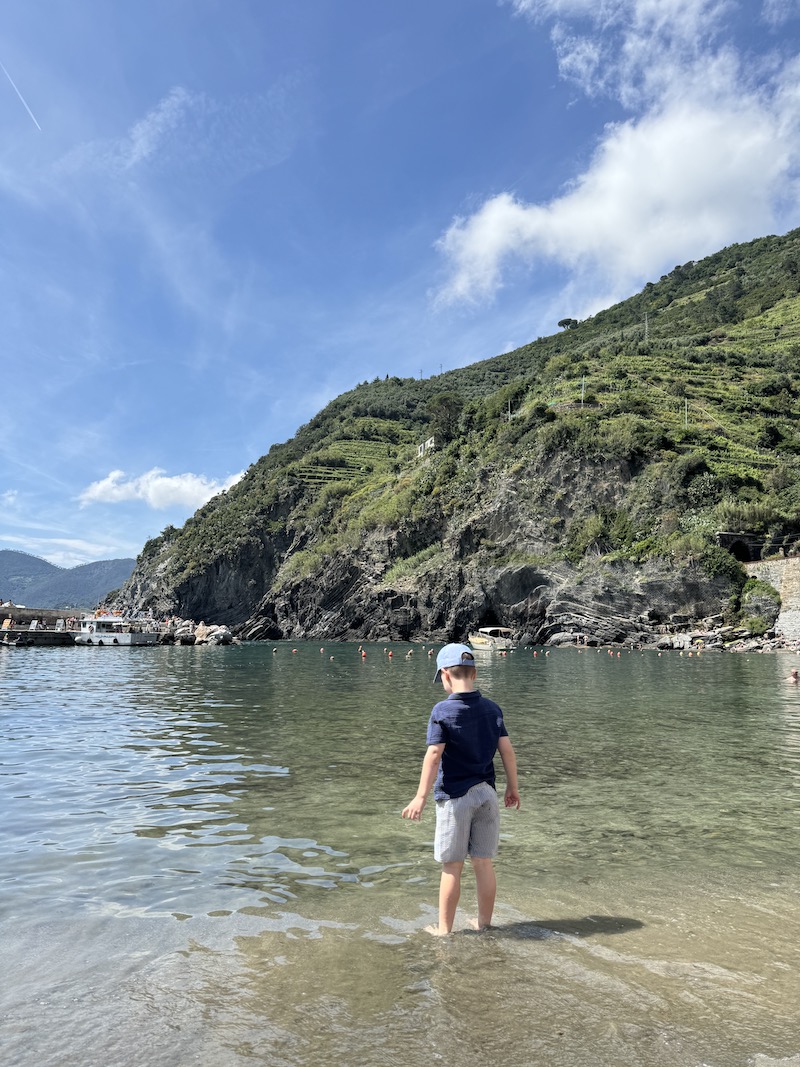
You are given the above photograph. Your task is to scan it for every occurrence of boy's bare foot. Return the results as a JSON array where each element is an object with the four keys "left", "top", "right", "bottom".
[
  {"left": 467, "top": 918, "right": 492, "bottom": 931},
  {"left": 424, "top": 923, "right": 450, "bottom": 936}
]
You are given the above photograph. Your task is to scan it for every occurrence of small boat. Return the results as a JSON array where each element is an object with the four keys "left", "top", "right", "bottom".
[
  {"left": 467, "top": 626, "right": 516, "bottom": 651},
  {"left": 74, "top": 613, "right": 162, "bottom": 647}
]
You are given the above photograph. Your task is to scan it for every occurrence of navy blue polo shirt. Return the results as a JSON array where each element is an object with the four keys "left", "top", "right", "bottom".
[{"left": 426, "top": 689, "right": 508, "bottom": 801}]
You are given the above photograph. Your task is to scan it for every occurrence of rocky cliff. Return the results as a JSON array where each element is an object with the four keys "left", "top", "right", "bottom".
[{"left": 116, "top": 447, "right": 741, "bottom": 646}]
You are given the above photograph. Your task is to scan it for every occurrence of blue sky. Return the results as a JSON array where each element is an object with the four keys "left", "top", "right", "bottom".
[{"left": 2, "top": 0, "right": 800, "bottom": 567}]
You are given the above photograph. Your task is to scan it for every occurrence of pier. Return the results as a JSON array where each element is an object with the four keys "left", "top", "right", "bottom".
[{"left": 1, "top": 607, "right": 77, "bottom": 646}]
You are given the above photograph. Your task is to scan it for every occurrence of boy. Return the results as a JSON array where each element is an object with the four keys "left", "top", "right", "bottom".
[{"left": 402, "top": 643, "right": 520, "bottom": 935}]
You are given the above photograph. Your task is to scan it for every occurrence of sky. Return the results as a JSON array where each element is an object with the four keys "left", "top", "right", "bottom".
[{"left": 2, "top": 0, "right": 800, "bottom": 567}]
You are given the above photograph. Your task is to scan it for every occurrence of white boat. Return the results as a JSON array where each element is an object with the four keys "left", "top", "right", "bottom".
[
  {"left": 74, "top": 613, "right": 162, "bottom": 647},
  {"left": 467, "top": 626, "right": 516, "bottom": 651}
]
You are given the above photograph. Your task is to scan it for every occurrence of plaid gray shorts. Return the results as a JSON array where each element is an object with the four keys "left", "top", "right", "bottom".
[{"left": 434, "top": 781, "right": 499, "bottom": 863}]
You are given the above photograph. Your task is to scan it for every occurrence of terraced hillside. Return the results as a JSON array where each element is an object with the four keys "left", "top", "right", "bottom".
[{"left": 114, "top": 228, "right": 800, "bottom": 640}]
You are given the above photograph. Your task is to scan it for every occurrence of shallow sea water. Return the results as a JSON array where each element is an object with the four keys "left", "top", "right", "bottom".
[{"left": 2, "top": 642, "right": 800, "bottom": 1067}]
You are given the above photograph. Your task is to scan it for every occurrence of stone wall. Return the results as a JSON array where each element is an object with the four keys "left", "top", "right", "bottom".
[
  {"left": 1, "top": 607, "right": 74, "bottom": 628},
  {"left": 744, "top": 559, "right": 800, "bottom": 640}
]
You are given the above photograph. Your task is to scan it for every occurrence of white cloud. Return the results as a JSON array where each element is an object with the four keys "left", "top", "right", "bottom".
[
  {"left": 124, "top": 87, "right": 195, "bottom": 169},
  {"left": 547, "top": 0, "right": 738, "bottom": 109},
  {"left": 56, "top": 86, "right": 202, "bottom": 177},
  {"left": 762, "top": 0, "right": 800, "bottom": 26},
  {"left": 48, "top": 78, "right": 312, "bottom": 336},
  {"left": 57, "top": 77, "right": 307, "bottom": 186},
  {"left": 509, "top": 0, "right": 732, "bottom": 44},
  {"left": 438, "top": 0, "right": 800, "bottom": 304},
  {"left": 78, "top": 468, "right": 244, "bottom": 510},
  {"left": 438, "top": 95, "right": 791, "bottom": 304}
]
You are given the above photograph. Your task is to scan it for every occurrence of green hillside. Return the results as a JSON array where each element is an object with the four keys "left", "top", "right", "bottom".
[{"left": 119, "top": 228, "right": 800, "bottom": 635}]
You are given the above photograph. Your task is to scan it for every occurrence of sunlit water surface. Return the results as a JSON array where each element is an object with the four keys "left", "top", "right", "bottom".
[{"left": 2, "top": 642, "right": 800, "bottom": 1067}]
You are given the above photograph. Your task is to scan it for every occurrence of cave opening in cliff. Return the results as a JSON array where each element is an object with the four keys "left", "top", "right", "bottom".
[{"left": 728, "top": 540, "right": 753, "bottom": 563}]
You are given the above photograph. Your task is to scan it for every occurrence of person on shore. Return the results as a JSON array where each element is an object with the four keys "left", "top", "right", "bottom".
[{"left": 402, "top": 643, "right": 520, "bottom": 935}]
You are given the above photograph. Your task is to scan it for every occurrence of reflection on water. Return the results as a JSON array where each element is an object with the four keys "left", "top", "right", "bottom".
[{"left": 2, "top": 643, "right": 800, "bottom": 1066}]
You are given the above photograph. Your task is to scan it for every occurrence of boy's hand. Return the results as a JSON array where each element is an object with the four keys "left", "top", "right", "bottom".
[
  {"left": 402, "top": 796, "right": 426, "bottom": 820},
  {"left": 403, "top": 745, "right": 443, "bottom": 820},
  {"left": 504, "top": 788, "right": 521, "bottom": 809}
]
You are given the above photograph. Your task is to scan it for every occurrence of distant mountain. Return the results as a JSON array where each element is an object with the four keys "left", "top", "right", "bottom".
[{"left": 0, "top": 551, "right": 136, "bottom": 609}]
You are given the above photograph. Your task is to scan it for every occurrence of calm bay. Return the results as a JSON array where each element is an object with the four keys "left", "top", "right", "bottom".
[{"left": 2, "top": 642, "right": 800, "bottom": 1067}]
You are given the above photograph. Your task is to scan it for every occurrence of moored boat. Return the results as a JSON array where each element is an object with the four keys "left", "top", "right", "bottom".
[
  {"left": 467, "top": 626, "right": 516, "bottom": 651},
  {"left": 74, "top": 613, "right": 162, "bottom": 647}
]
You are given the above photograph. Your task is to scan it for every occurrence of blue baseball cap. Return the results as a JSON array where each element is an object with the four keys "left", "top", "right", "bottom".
[{"left": 433, "top": 642, "right": 476, "bottom": 683}]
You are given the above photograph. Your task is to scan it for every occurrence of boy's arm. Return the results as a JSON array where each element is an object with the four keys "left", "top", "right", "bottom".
[
  {"left": 497, "top": 735, "right": 521, "bottom": 809},
  {"left": 401, "top": 743, "right": 445, "bottom": 820}
]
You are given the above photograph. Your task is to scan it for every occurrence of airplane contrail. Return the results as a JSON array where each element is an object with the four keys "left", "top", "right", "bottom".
[{"left": 0, "top": 58, "right": 41, "bottom": 131}]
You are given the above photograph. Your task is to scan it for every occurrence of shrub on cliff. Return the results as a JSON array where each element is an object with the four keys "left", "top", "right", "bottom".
[{"left": 700, "top": 544, "right": 747, "bottom": 588}]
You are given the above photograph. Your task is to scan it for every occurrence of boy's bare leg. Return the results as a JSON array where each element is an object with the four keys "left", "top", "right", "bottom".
[
  {"left": 471, "top": 857, "right": 496, "bottom": 929},
  {"left": 430, "top": 861, "right": 463, "bottom": 934}
]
